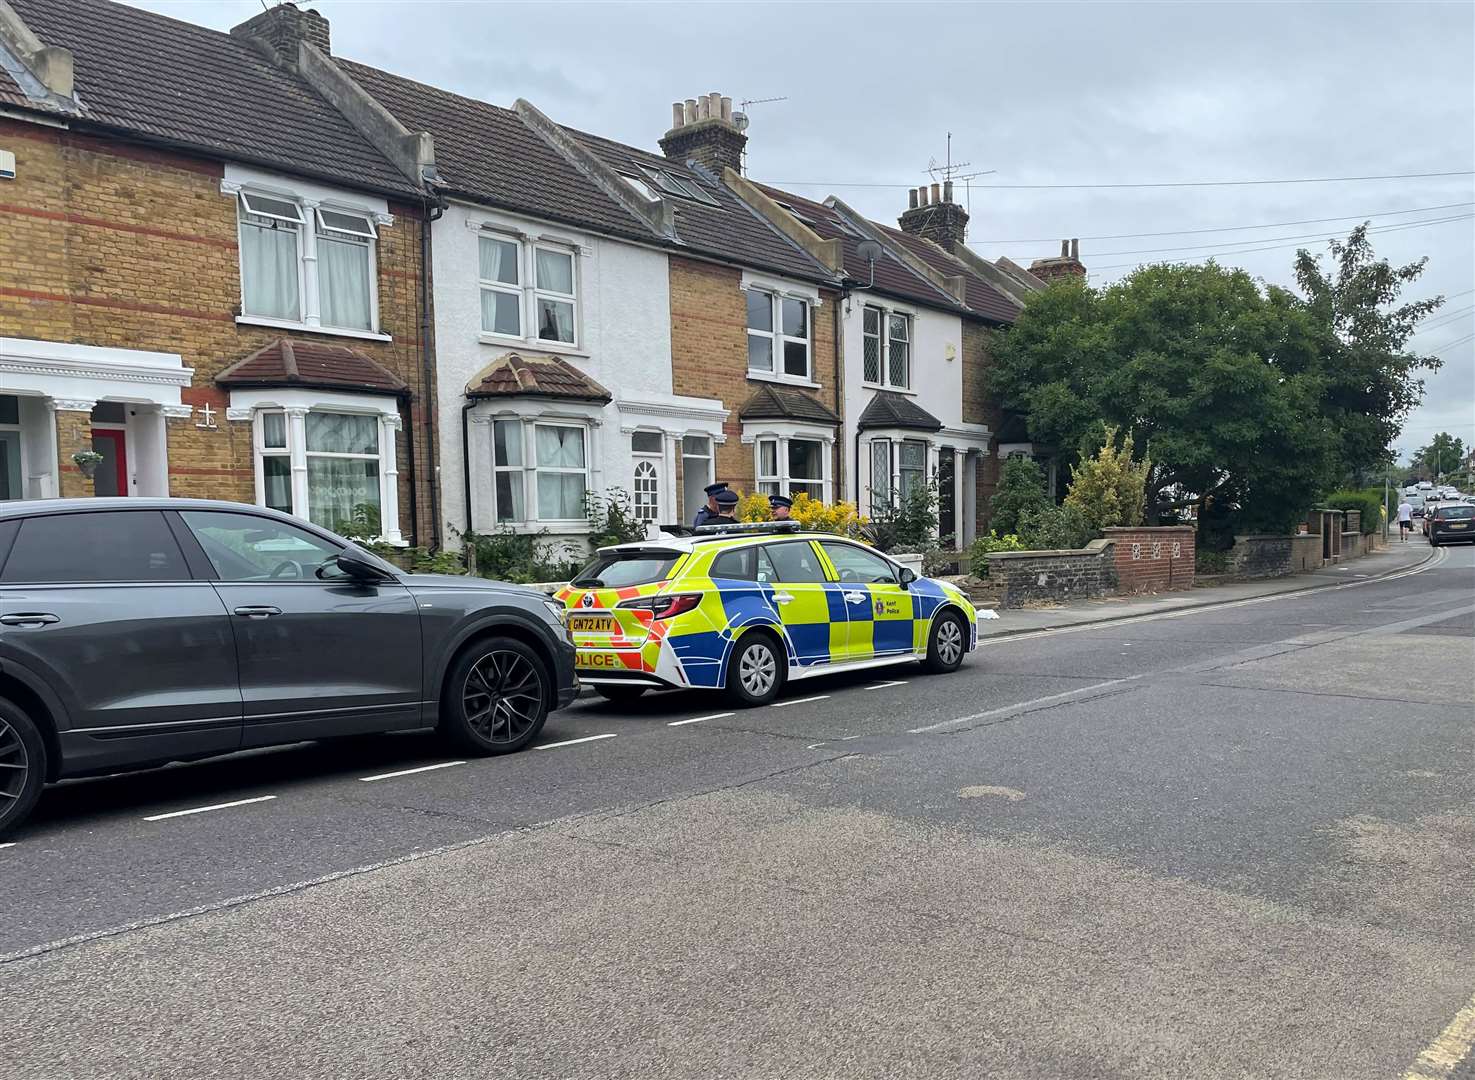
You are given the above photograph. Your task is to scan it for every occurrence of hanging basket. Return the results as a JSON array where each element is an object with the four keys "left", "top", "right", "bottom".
[{"left": 71, "top": 449, "right": 104, "bottom": 480}]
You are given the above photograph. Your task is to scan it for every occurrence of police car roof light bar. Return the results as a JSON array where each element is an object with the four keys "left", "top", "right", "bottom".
[{"left": 691, "top": 521, "right": 802, "bottom": 537}]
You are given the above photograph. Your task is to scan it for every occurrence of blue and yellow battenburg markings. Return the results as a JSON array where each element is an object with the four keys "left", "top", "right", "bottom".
[{"left": 556, "top": 535, "right": 977, "bottom": 689}]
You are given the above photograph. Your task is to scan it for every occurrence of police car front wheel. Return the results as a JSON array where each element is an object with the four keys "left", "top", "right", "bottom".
[
  {"left": 923, "top": 611, "right": 968, "bottom": 674},
  {"left": 727, "top": 632, "right": 784, "bottom": 707}
]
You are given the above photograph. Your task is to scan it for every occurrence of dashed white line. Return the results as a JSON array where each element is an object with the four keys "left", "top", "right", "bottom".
[
  {"left": 771, "top": 694, "right": 830, "bottom": 708},
  {"left": 0, "top": 842, "right": 16, "bottom": 851},
  {"left": 909, "top": 678, "right": 1135, "bottom": 734},
  {"left": 535, "top": 733, "right": 618, "bottom": 750},
  {"left": 142, "top": 795, "right": 277, "bottom": 822},
  {"left": 359, "top": 761, "right": 465, "bottom": 783},
  {"left": 865, "top": 680, "right": 909, "bottom": 690},
  {"left": 668, "top": 712, "right": 733, "bottom": 727}
]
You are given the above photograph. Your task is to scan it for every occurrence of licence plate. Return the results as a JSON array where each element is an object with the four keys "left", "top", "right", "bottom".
[
  {"left": 568, "top": 615, "right": 616, "bottom": 633},
  {"left": 1448, "top": 522, "right": 1469, "bottom": 529}
]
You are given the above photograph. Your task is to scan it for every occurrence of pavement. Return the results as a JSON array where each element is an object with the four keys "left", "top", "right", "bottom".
[{"left": 1, "top": 539, "right": 1471, "bottom": 1080}]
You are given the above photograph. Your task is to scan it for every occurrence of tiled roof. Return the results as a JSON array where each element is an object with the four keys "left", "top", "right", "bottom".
[
  {"left": 857, "top": 391, "right": 945, "bottom": 433},
  {"left": 465, "top": 352, "right": 611, "bottom": 403},
  {"left": 338, "top": 62, "right": 656, "bottom": 244},
  {"left": 878, "top": 225, "right": 1021, "bottom": 325},
  {"left": 216, "top": 339, "right": 407, "bottom": 395},
  {"left": 567, "top": 132, "right": 836, "bottom": 284},
  {"left": 6, "top": 0, "right": 416, "bottom": 195},
  {"left": 737, "top": 383, "right": 840, "bottom": 425},
  {"left": 754, "top": 185, "right": 961, "bottom": 310}
]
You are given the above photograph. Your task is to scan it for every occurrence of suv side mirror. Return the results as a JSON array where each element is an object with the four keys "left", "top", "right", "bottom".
[
  {"left": 334, "top": 546, "right": 391, "bottom": 582},
  {"left": 897, "top": 566, "right": 917, "bottom": 587}
]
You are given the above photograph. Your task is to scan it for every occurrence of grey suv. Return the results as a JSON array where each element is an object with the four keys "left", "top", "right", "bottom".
[{"left": 0, "top": 498, "right": 578, "bottom": 838}]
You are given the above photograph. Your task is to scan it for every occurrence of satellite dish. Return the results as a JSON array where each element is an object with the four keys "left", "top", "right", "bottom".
[{"left": 857, "top": 239, "right": 883, "bottom": 265}]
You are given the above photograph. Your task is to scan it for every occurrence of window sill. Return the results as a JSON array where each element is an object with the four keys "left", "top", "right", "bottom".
[
  {"left": 861, "top": 383, "right": 917, "bottom": 396},
  {"left": 478, "top": 333, "right": 588, "bottom": 359},
  {"left": 746, "top": 371, "right": 822, "bottom": 391},
  {"left": 236, "top": 316, "right": 391, "bottom": 343},
  {"left": 485, "top": 521, "right": 590, "bottom": 536}
]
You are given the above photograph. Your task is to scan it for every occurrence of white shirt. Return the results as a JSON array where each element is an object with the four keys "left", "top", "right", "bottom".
[{"left": 1396, "top": 502, "right": 1413, "bottom": 522}]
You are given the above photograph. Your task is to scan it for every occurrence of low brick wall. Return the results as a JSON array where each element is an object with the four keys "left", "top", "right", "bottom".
[
  {"left": 1290, "top": 534, "right": 1323, "bottom": 572},
  {"left": 985, "top": 539, "right": 1117, "bottom": 608},
  {"left": 1103, "top": 526, "right": 1195, "bottom": 594},
  {"left": 1342, "top": 531, "right": 1364, "bottom": 559},
  {"left": 1227, "top": 535, "right": 1295, "bottom": 578}
]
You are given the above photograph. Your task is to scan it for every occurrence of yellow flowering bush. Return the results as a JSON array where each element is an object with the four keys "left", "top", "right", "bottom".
[{"left": 734, "top": 490, "right": 868, "bottom": 539}]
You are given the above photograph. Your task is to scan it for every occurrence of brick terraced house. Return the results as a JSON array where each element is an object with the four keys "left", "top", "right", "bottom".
[{"left": 0, "top": 0, "right": 438, "bottom": 545}]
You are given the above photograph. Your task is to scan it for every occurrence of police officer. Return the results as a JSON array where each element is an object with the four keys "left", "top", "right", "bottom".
[
  {"left": 706, "top": 487, "right": 741, "bottom": 527},
  {"left": 768, "top": 493, "right": 793, "bottom": 521},
  {"left": 692, "top": 481, "right": 730, "bottom": 528}
]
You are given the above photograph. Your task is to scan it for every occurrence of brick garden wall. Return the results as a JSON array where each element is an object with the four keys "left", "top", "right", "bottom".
[
  {"left": 0, "top": 118, "right": 437, "bottom": 543},
  {"left": 985, "top": 540, "right": 1117, "bottom": 607},
  {"left": 1226, "top": 535, "right": 1295, "bottom": 578},
  {"left": 1104, "top": 526, "right": 1195, "bottom": 593},
  {"left": 667, "top": 255, "right": 840, "bottom": 521}
]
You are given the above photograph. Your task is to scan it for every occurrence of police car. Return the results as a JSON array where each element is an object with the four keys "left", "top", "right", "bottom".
[{"left": 555, "top": 523, "right": 980, "bottom": 706}]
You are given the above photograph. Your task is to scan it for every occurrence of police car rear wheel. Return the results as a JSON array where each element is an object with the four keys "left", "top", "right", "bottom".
[
  {"left": 924, "top": 612, "right": 967, "bottom": 674},
  {"left": 727, "top": 633, "right": 783, "bottom": 707}
]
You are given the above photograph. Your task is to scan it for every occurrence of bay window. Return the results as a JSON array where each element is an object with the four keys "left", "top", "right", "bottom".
[
  {"left": 867, "top": 437, "right": 928, "bottom": 513},
  {"left": 478, "top": 231, "right": 580, "bottom": 347},
  {"left": 898, "top": 439, "right": 926, "bottom": 498},
  {"left": 488, "top": 418, "right": 592, "bottom": 523},
  {"left": 754, "top": 435, "right": 828, "bottom": 501},
  {"left": 252, "top": 407, "right": 397, "bottom": 539},
  {"left": 236, "top": 192, "right": 379, "bottom": 335},
  {"left": 746, "top": 290, "right": 810, "bottom": 380},
  {"left": 861, "top": 305, "right": 912, "bottom": 390},
  {"left": 869, "top": 439, "right": 891, "bottom": 508}
]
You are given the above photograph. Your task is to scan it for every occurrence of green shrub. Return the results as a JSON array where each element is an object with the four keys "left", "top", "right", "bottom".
[
  {"left": 1017, "top": 503, "right": 1096, "bottom": 551},
  {"left": 989, "top": 456, "right": 1050, "bottom": 535},
  {"left": 585, "top": 487, "right": 649, "bottom": 548},
  {"left": 1195, "top": 549, "right": 1229, "bottom": 574},
  {"left": 1064, "top": 425, "right": 1151, "bottom": 531},
  {"left": 1323, "top": 489, "right": 1384, "bottom": 535},
  {"left": 461, "top": 528, "right": 581, "bottom": 584},
  {"left": 967, "top": 532, "right": 1025, "bottom": 576},
  {"left": 863, "top": 480, "right": 939, "bottom": 552}
]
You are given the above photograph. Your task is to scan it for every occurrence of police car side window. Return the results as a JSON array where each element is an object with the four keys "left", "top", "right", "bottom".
[
  {"left": 756, "top": 548, "right": 778, "bottom": 583},
  {"left": 763, "top": 542, "right": 826, "bottom": 583},
  {"left": 820, "top": 541, "right": 897, "bottom": 584},
  {"left": 711, "top": 548, "right": 757, "bottom": 581}
]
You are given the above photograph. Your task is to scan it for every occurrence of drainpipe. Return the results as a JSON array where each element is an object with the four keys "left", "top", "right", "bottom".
[
  {"left": 833, "top": 285, "right": 846, "bottom": 502},
  {"left": 420, "top": 191, "right": 448, "bottom": 548}
]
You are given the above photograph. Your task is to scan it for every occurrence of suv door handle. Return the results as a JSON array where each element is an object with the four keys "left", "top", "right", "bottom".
[
  {"left": 772, "top": 592, "right": 795, "bottom": 604},
  {"left": 0, "top": 613, "right": 60, "bottom": 628},
  {"left": 233, "top": 605, "right": 283, "bottom": 619}
]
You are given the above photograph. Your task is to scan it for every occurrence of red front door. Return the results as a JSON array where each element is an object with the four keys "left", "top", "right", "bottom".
[{"left": 90, "top": 428, "right": 128, "bottom": 497}]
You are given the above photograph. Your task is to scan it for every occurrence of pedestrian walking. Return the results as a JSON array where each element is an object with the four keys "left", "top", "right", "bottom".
[
  {"left": 1396, "top": 497, "right": 1413, "bottom": 542},
  {"left": 692, "top": 482, "right": 729, "bottom": 528},
  {"left": 769, "top": 493, "right": 792, "bottom": 520}
]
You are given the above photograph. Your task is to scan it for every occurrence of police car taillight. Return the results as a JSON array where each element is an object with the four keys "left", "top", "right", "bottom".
[{"left": 617, "top": 593, "right": 702, "bottom": 620}]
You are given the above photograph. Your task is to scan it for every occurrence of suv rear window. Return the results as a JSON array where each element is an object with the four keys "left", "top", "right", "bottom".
[
  {"left": 571, "top": 551, "right": 681, "bottom": 588},
  {"left": 1438, "top": 505, "right": 1473, "bottom": 519}
]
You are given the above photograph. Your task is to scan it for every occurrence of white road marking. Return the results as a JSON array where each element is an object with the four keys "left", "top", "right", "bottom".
[
  {"left": 0, "top": 842, "right": 15, "bottom": 851},
  {"left": 865, "top": 680, "right": 909, "bottom": 690},
  {"left": 668, "top": 712, "right": 733, "bottom": 727},
  {"left": 359, "top": 761, "right": 465, "bottom": 783},
  {"left": 909, "top": 678, "right": 1135, "bottom": 734},
  {"left": 143, "top": 795, "right": 277, "bottom": 822},
  {"left": 770, "top": 695, "right": 830, "bottom": 708},
  {"left": 1401, "top": 984, "right": 1475, "bottom": 1079},
  {"left": 535, "top": 733, "right": 618, "bottom": 750}
]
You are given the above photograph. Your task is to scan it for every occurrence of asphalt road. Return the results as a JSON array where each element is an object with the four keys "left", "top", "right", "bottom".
[{"left": 2, "top": 544, "right": 1472, "bottom": 1080}]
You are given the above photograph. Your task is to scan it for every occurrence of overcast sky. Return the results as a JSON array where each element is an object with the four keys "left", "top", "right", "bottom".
[{"left": 132, "top": 0, "right": 1475, "bottom": 470}]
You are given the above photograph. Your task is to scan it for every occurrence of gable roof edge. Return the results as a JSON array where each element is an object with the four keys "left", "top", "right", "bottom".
[
  {"left": 826, "top": 196, "right": 968, "bottom": 309},
  {"left": 722, "top": 167, "right": 844, "bottom": 275},
  {"left": 946, "top": 244, "right": 1041, "bottom": 308},
  {"left": 0, "top": 0, "right": 75, "bottom": 107},
  {"left": 515, "top": 97, "right": 675, "bottom": 240}
]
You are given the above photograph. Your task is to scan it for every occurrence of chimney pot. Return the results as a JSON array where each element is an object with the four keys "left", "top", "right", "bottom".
[
  {"left": 930, "top": 182, "right": 941, "bottom": 204},
  {"left": 943, "top": 179, "right": 953, "bottom": 203},
  {"left": 671, "top": 102, "right": 684, "bottom": 128},
  {"left": 1071, "top": 238, "right": 1080, "bottom": 260},
  {"left": 919, "top": 186, "right": 930, "bottom": 206},
  {"left": 908, "top": 188, "right": 919, "bottom": 210},
  {"left": 708, "top": 92, "right": 722, "bottom": 119},
  {"left": 230, "top": 1, "right": 331, "bottom": 60},
  {"left": 684, "top": 98, "right": 697, "bottom": 124},
  {"left": 660, "top": 89, "right": 748, "bottom": 174},
  {"left": 721, "top": 96, "right": 733, "bottom": 123},
  {"left": 1060, "top": 239, "right": 1070, "bottom": 258}
]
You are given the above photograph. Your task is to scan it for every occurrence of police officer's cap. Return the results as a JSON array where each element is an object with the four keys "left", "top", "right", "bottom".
[
  {"left": 768, "top": 494, "right": 793, "bottom": 509},
  {"left": 703, "top": 482, "right": 729, "bottom": 497},
  {"left": 714, "top": 488, "right": 740, "bottom": 508}
]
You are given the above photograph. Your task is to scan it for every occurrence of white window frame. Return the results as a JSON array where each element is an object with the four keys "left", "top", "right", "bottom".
[
  {"left": 487, "top": 417, "right": 594, "bottom": 525},
  {"left": 751, "top": 432, "right": 831, "bottom": 503},
  {"left": 861, "top": 305, "right": 912, "bottom": 391},
  {"left": 746, "top": 290, "right": 811, "bottom": 383},
  {"left": 867, "top": 435, "right": 930, "bottom": 514},
  {"left": 233, "top": 186, "right": 386, "bottom": 341},
  {"left": 476, "top": 230, "right": 582, "bottom": 351},
  {"left": 631, "top": 431, "right": 664, "bottom": 526}
]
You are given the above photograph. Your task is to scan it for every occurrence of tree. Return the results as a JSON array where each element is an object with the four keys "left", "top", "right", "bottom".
[
  {"left": 1294, "top": 224, "right": 1445, "bottom": 486},
  {"left": 990, "top": 264, "right": 1338, "bottom": 532},
  {"left": 1412, "top": 433, "right": 1465, "bottom": 481},
  {"left": 988, "top": 456, "right": 1050, "bottom": 535},
  {"left": 1063, "top": 425, "right": 1150, "bottom": 531}
]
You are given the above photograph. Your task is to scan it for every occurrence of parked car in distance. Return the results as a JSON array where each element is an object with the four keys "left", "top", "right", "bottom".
[
  {"left": 0, "top": 498, "right": 578, "bottom": 839},
  {"left": 554, "top": 522, "right": 979, "bottom": 707},
  {"left": 1427, "top": 502, "right": 1475, "bottom": 545}
]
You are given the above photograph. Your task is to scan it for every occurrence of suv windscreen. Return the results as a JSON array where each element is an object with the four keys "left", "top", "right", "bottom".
[
  {"left": 572, "top": 551, "right": 681, "bottom": 588},
  {"left": 0, "top": 511, "right": 188, "bottom": 583}
]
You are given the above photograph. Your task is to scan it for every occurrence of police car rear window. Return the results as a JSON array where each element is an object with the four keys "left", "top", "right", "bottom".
[{"left": 571, "top": 552, "right": 680, "bottom": 588}]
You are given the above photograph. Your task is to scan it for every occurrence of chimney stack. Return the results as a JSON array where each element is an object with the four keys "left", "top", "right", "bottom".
[
  {"left": 659, "top": 90, "right": 747, "bottom": 175},
  {"left": 897, "top": 180, "right": 970, "bottom": 253},
  {"left": 230, "top": 1, "right": 331, "bottom": 61},
  {"left": 1029, "top": 238, "right": 1087, "bottom": 282}
]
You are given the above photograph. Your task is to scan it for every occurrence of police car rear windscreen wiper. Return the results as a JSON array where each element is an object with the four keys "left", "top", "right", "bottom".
[{"left": 571, "top": 577, "right": 605, "bottom": 587}]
